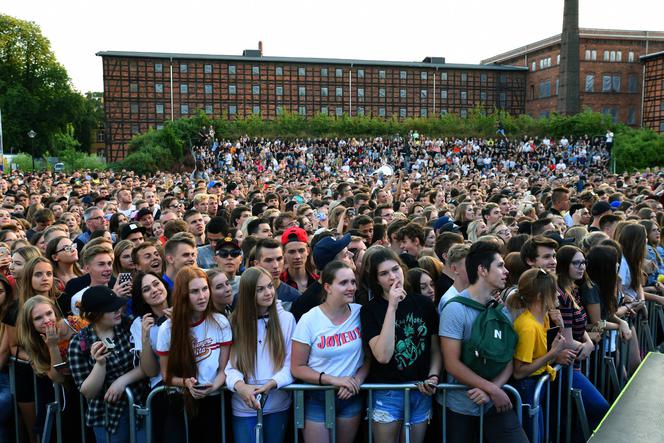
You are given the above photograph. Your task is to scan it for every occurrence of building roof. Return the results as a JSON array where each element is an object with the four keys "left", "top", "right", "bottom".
[
  {"left": 95, "top": 50, "right": 528, "bottom": 72},
  {"left": 482, "top": 28, "right": 664, "bottom": 64},
  {"left": 640, "top": 50, "right": 664, "bottom": 62}
]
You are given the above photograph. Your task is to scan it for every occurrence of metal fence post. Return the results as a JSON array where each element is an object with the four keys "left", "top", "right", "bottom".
[
  {"left": 403, "top": 388, "right": 411, "bottom": 443},
  {"left": 324, "top": 388, "right": 336, "bottom": 443},
  {"left": 8, "top": 358, "right": 20, "bottom": 443}
]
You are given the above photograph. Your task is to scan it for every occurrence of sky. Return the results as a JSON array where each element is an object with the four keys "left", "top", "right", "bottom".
[{"left": 4, "top": 0, "right": 664, "bottom": 93}]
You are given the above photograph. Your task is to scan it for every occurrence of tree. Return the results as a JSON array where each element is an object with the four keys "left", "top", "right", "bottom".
[{"left": 0, "top": 14, "right": 93, "bottom": 156}]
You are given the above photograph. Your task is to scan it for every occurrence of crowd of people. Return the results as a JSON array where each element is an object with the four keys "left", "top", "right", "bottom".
[{"left": 0, "top": 131, "right": 662, "bottom": 443}]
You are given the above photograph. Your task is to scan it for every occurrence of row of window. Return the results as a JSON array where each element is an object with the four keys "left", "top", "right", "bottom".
[
  {"left": 584, "top": 49, "right": 636, "bottom": 63},
  {"left": 584, "top": 73, "right": 639, "bottom": 93},
  {"left": 151, "top": 62, "right": 483, "bottom": 82},
  {"left": 532, "top": 56, "right": 558, "bottom": 71}
]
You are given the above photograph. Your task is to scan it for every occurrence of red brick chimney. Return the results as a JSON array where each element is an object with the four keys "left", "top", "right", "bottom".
[{"left": 258, "top": 41, "right": 263, "bottom": 56}]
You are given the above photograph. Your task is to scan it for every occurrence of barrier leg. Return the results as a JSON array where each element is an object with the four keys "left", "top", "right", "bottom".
[
  {"left": 293, "top": 390, "right": 304, "bottom": 443},
  {"left": 478, "top": 405, "right": 484, "bottom": 443},
  {"left": 9, "top": 359, "right": 20, "bottom": 443},
  {"left": 441, "top": 390, "right": 447, "bottom": 443},
  {"left": 367, "top": 389, "right": 373, "bottom": 443},
  {"left": 324, "top": 389, "right": 336, "bottom": 443},
  {"left": 571, "top": 389, "right": 591, "bottom": 441},
  {"left": 54, "top": 385, "right": 62, "bottom": 443},
  {"left": 79, "top": 393, "right": 88, "bottom": 443},
  {"left": 565, "top": 366, "right": 573, "bottom": 443},
  {"left": 255, "top": 405, "right": 264, "bottom": 443},
  {"left": 220, "top": 390, "right": 226, "bottom": 443},
  {"left": 40, "top": 402, "right": 57, "bottom": 443},
  {"left": 403, "top": 388, "right": 411, "bottom": 443}
]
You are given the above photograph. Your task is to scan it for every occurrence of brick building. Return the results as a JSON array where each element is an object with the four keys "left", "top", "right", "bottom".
[
  {"left": 97, "top": 49, "right": 527, "bottom": 161},
  {"left": 482, "top": 28, "right": 664, "bottom": 126},
  {"left": 641, "top": 51, "right": 664, "bottom": 134}
]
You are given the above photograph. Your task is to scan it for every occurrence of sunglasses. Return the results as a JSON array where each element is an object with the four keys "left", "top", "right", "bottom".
[{"left": 217, "top": 249, "right": 242, "bottom": 259}]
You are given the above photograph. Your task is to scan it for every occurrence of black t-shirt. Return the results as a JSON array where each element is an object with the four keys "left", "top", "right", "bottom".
[
  {"left": 361, "top": 293, "right": 438, "bottom": 383},
  {"left": 59, "top": 274, "right": 117, "bottom": 316},
  {"left": 435, "top": 274, "right": 454, "bottom": 300},
  {"left": 1, "top": 300, "right": 18, "bottom": 327},
  {"left": 290, "top": 281, "right": 323, "bottom": 322}
]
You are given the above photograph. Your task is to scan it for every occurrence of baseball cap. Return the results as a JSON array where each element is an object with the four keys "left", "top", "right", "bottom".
[
  {"left": 120, "top": 223, "right": 146, "bottom": 240},
  {"left": 215, "top": 236, "right": 240, "bottom": 251},
  {"left": 226, "top": 182, "right": 238, "bottom": 193},
  {"left": 81, "top": 285, "right": 127, "bottom": 313},
  {"left": 591, "top": 201, "right": 613, "bottom": 216},
  {"left": 207, "top": 181, "right": 223, "bottom": 190},
  {"left": 312, "top": 233, "right": 351, "bottom": 270},
  {"left": 281, "top": 227, "right": 308, "bottom": 246}
]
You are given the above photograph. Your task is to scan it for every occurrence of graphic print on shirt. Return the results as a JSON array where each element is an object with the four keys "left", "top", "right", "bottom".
[
  {"left": 394, "top": 313, "right": 428, "bottom": 370},
  {"left": 192, "top": 337, "right": 222, "bottom": 363},
  {"left": 316, "top": 327, "right": 362, "bottom": 349}
]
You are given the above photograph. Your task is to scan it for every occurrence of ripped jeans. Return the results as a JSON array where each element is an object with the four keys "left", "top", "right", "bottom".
[{"left": 370, "top": 389, "right": 432, "bottom": 424}]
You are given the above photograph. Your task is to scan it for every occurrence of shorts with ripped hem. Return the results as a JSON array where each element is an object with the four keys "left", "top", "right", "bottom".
[{"left": 370, "top": 389, "right": 432, "bottom": 424}]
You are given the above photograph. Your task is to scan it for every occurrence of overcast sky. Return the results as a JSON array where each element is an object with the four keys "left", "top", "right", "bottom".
[{"left": 5, "top": 0, "right": 663, "bottom": 93}]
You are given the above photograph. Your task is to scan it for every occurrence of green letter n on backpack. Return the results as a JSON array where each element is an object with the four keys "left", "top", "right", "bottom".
[{"left": 446, "top": 296, "right": 517, "bottom": 380}]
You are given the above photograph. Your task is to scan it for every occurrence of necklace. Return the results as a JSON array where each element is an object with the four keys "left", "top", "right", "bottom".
[{"left": 258, "top": 314, "right": 269, "bottom": 345}]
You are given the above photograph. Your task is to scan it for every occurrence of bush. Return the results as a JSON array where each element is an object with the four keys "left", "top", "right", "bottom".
[
  {"left": 113, "top": 145, "right": 175, "bottom": 175},
  {"left": 10, "top": 153, "right": 35, "bottom": 171},
  {"left": 613, "top": 128, "right": 664, "bottom": 172}
]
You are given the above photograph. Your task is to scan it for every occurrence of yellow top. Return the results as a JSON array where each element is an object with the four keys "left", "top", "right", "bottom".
[{"left": 513, "top": 309, "right": 557, "bottom": 380}]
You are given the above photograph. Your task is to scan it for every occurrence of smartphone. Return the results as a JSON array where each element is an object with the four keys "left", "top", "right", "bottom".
[
  {"left": 102, "top": 337, "right": 116, "bottom": 350},
  {"left": 193, "top": 383, "right": 211, "bottom": 390},
  {"left": 546, "top": 326, "right": 561, "bottom": 350},
  {"left": 53, "top": 362, "right": 69, "bottom": 370},
  {"left": 118, "top": 272, "right": 132, "bottom": 285}
]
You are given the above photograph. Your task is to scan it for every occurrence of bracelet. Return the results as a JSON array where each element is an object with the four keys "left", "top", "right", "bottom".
[
  {"left": 318, "top": 372, "right": 325, "bottom": 385},
  {"left": 427, "top": 374, "right": 439, "bottom": 380}
]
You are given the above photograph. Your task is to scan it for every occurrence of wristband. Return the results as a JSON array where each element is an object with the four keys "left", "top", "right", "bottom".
[
  {"left": 318, "top": 372, "right": 325, "bottom": 385},
  {"left": 427, "top": 374, "right": 439, "bottom": 380}
]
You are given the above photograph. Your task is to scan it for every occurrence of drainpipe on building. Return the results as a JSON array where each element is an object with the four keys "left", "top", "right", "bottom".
[
  {"left": 169, "top": 57, "right": 174, "bottom": 122},
  {"left": 433, "top": 67, "right": 437, "bottom": 115},
  {"left": 349, "top": 63, "right": 353, "bottom": 116}
]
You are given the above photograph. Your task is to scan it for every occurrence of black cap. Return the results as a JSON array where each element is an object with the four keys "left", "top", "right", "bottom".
[
  {"left": 120, "top": 223, "right": 146, "bottom": 240},
  {"left": 591, "top": 201, "right": 613, "bottom": 216},
  {"left": 81, "top": 285, "right": 127, "bottom": 313}
]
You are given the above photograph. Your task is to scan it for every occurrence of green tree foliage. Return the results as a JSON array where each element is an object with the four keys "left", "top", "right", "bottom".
[
  {"left": 0, "top": 14, "right": 103, "bottom": 156},
  {"left": 613, "top": 128, "right": 664, "bottom": 172}
]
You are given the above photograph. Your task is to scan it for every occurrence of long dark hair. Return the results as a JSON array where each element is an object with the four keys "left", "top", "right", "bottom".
[
  {"left": 586, "top": 245, "right": 619, "bottom": 317},
  {"left": 556, "top": 245, "right": 586, "bottom": 308},
  {"left": 131, "top": 271, "right": 171, "bottom": 318},
  {"left": 363, "top": 246, "right": 408, "bottom": 299},
  {"left": 618, "top": 224, "right": 646, "bottom": 291}
]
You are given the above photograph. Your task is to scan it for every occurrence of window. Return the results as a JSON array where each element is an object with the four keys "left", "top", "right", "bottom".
[
  {"left": 400, "top": 89, "right": 407, "bottom": 98},
  {"left": 627, "top": 107, "right": 636, "bottom": 125},
  {"left": 628, "top": 51, "right": 635, "bottom": 62},
  {"left": 336, "top": 68, "right": 343, "bottom": 77},
  {"left": 379, "top": 108, "right": 386, "bottom": 117},
  {"left": 461, "top": 73, "right": 468, "bottom": 82},
  {"left": 276, "top": 86, "right": 283, "bottom": 96},
  {"left": 156, "top": 124, "right": 164, "bottom": 131},
  {"left": 399, "top": 108, "right": 406, "bottom": 118},
  {"left": 379, "top": 88, "right": 386, "bottom": 98},
  {"left": 612, "top": 74, "right": 621, "bottom": 92},
  {"left": 420, "top": 71, "right": 427, "bottom": 80},
  {"left": 155, "top": 63, "right": 163, "bottom": 73},
  {"left": 180, "top": 104, "right": 189, "bottom": 114},
  {"left": 532, "top": 61, "right": 536, "bottom": 71},
  {"left": 320, "top": 106, "right": 328, "bottom": 115},
  {"left": 252, "top": 85, "right": 260, "bottom": 95},
  {"left": 180, "top": 64, "right": 188, "bottom": 73},
  {"left": 441, "top": 72, "right": 448, "bottom": 81},
  {"left": 379, "top": 70, "right": 385, "bottom": 79},
  {"left": 298, "top": 106, "right": 306, "bottom": 116},
  {"left": 252, "top": 66, "right": 260, "bottom": 75},
  {"left": 180, "top": 84, "right": 188, "bottom": 93},
  {"left": 229, "top": 65, "right": 236, "bottom": 75},
  {"left": 499, "top": 92, "right": 507, "bottom": 108},
  {"left": 480, "top": 91, "right": 487, "bottom": 101},
  {"left": 440, "top": 90, "right": 448, "bottom": 100},
  {"left": 557, "top": 54, "right": 560, "bottom": 65},
  {"left": 298, "top": 86, "right": 306, "bottom": 96},
  {"left": 591, "top": 50, "right": 597, "bottom": 61},
  {"left": 129, "top": 83, "right": 138, "bottom": 93},
  {"left": 335, "top": 87, "right": 343, "bottom": 97},
  {"left": 130, "top": 103, "right": 138, "bottom": 113},
  {"left": 357, "top": 88, "right": 365, "bottom": 98},
  {"left": 335, "top": 107, "right": 343, "bottom": 116},
  {"left": 357, "top": 107, "right": 364, "bottom": 116},
  {"left": 298, "top": 67, "right": 306, "bottom": 76},
  {"left": 440, "top": 108, "right": 447, "bottom": 116},
  {"left": 420, "top": 89, "right": 428, "bottom": 99},
  {"left": 276, "top": 106, "right": 283, "bottom": 115},
  {"left": 602, "top": 75, "right": 612, "bottom": 92},
  {"left": 420, "top": 108, "right": 428, "bottom": 117},
  {"left": 155, "top": 83, "right": 163, "bottom": 93},
  {"left": 229, "top": 85, "right": 236, "bottom": 95},
  {"left": 610, "top": 51, "right": 616, "bottom": 62},
  {"left": 229, "top": 105, "right": 237, "bottom": 115},
  {"left": 555, "top": 78, "right": 559, "bottom": 95},
  {"left": 628, "top": 74, "right": 638, "bottom": 93},
  {"left": 276, "top": 66, "right": 283, "bottom": 76},
  {"left": 585, "top": 74, "right": 594, "bottom": 92},
  {"left": 204, "top": 84, "right": 212, "bottom": 94},
  {"left": 660, "top": 122, "right": 664, "bottom": 133},
  {"left": 460, "top": 91, "right": 467, "bottom": 103},
  {"left": 604, "top": 51, "right": 609, "bottom": 61},
  {"left": 400, "top": 71, "right": 407, "bottom": 80},
  {"left": 460, "top": 109, "right": 468, "bottom": 118},
  {"left": 321, "top": 87, "right": 328, "bottom": 97},
  {"left": 585, "top": 50, "right": 591, "bottom": 60},
  {"left": 156, "top": 103, "right": 164, "bottom": 114},
  {"left": 539, "top": 80, "right": 551, "bottom": 98},
  {"left": 252, "top": 106, "right": 260, "bottom": 115},
  {"left": 357, "top": 69, "right": 365, "bottom": 78},
  {"left": 480, "top": 73, "right": 487, "bottom": 83},
  {"left": 321, "top": 68, "right": 328, "bottom": 77},
  {"left": 617, "top": 51, "right": 622, "bottom": 62},
  {"left": 204, "top": 64, "right": 212, "bottom": 74},
  {"left": 205, "top": 105, "right": 213, "bottom": 114},
  {"left": 131, "top": 124, "right": 139, "bottom": 135}
]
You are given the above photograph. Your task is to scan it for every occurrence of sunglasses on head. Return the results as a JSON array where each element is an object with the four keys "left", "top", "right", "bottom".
[{"left": 217, "top": 249, "right": 242, "bottom": 258}]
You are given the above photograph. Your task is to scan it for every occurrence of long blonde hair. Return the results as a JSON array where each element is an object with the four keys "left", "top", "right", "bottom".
[
  {"left": 17, "top": 296, "right": 61, "bottom": 375},
  {"left": 230, "top": 267, "right": 285, "bottom": 381}
]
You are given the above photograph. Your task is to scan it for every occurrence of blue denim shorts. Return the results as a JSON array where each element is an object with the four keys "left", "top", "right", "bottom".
[
  {"left": 371, "top": 389, "right": 432, "bottom": 424},
  {"left": 304, "top": 390, "right": 364, "bottom": 422}
]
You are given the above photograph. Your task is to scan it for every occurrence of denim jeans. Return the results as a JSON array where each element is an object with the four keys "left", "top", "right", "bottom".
[
  {"left": 92, "top": 406, "right": 146, "bottom": 443},
  {"left": 231, "top": 410, "right": 289, "bottom": 443},
  {"left": 572, "top": 369, "right": 609, "bottom": 434},
  {"left": 512, "top": 376, "right": 545, "bottom": 443},
  {"left": 0, "top": 371, "right": 13, "bottom": 443}
]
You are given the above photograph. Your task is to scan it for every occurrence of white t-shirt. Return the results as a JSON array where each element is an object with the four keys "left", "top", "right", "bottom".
[
  {"left": 156, "top": 313, "right": 232, "bottom": 385},
  {"left": 619, "top": 255, "right": 638, "bottom": 301},
  {"left": 292, "top": 303, "right": 363, "bottom": 377},
  {"left": 130, "top": 317, "right": 163, "bottom": 388},
  {"left": 70, "top": 286, "right": 89, "bottom": 316}
]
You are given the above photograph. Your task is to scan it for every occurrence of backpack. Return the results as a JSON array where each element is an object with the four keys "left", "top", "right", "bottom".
[{"left": 445, "top": 296, "right": 517, "bottom": 380}]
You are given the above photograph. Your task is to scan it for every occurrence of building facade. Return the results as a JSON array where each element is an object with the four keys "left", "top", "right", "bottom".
[
  {"left": 97, "top": 50, "right": 527, "bottom": 161},
  {"left": 641, "top": 51, "right": 664, "bottom": 134},
  {"left": 482, "top": 28, "right": 664, "bottom": 126}
]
